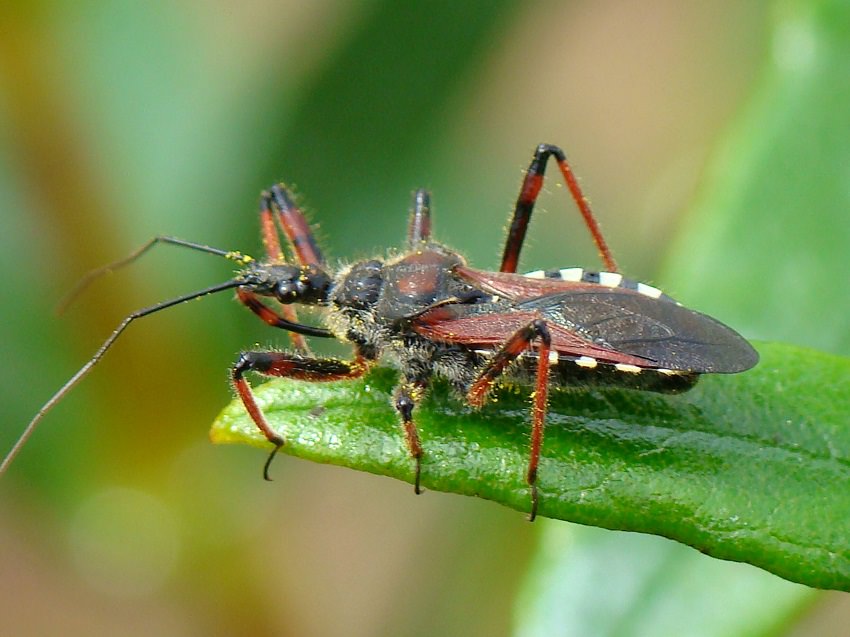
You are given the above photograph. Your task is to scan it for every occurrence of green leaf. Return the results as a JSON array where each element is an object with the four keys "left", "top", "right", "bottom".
[{"left": 212, "top": 340, "right": 850, "bottom": 591}]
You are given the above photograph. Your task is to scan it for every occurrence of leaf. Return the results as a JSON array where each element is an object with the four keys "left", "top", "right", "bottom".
[{"left": 212, "top": 340, "right": 850, "bottom": 591}]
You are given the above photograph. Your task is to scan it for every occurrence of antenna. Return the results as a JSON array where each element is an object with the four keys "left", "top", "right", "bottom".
[{"left": 1, "top": 278, "right": 247, "bottom": 474}]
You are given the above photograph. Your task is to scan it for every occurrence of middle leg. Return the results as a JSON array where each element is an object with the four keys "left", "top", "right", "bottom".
[{"left": 393, "top": 379, "right": 427, "bottom": 494}]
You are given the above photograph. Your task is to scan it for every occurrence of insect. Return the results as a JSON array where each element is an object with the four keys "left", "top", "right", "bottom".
[{"left": 2, "top": 144, "right": 758, "bottom": 519}]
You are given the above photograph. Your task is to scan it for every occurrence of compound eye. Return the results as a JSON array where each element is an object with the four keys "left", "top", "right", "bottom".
[{"left": 275, "top": 279, "right": 302, "bottom": 302}]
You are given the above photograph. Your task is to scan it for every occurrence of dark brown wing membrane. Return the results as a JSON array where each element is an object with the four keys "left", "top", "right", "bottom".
[{"left": 516, "top": 290, "right": 758, "bottom": 373}]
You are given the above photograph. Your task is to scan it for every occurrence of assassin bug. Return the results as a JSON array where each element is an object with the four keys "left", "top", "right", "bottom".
[{"left": 2, "top": 144, "right": 758, "bottom": 520}]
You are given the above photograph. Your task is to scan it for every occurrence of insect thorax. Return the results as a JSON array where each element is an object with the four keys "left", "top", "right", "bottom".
[{"left": 325, "top": 247, "right": 488, "bottom": 382}]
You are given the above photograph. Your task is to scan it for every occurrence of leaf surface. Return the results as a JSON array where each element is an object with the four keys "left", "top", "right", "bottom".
[{"left": 212, "top": 340, "right": 850, "bottom": 591}]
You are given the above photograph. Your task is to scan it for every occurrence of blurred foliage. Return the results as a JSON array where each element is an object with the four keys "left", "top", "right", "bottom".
[
  {"left": 3, "top": 1, "right": 848, "bottom": 636},
  {"left": 515, "top": 524, "right": 807, "bottom": 637}
]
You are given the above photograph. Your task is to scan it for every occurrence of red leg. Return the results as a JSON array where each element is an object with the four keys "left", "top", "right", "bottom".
[
  {"left": 258, "top": 196, "right": 284, "bottom": 263},
  {"left": 407, "top": 189, "right": 432, "bottom": 247},
  {"left": 500, "top": 144, "right": 619, "bottom": 274},
  {"left": 231, "top": 350, "right": 370, "bottom": 479},
  {"left": 466, "top": 318, "right": 552, "bottom": 520},
  {"left": 527, "top": 334, "right": 550, "bottom": 521},
  {"left": 264, "top": 184, "right": 325, "bottom": 267},
  {"left": 394, "top": 380, "right": 426, "bottom": 493},
  {"left": 258, "top": 192, "right": 310, "bottom": 350},
  {"left": 236, "top": 289, "right": 332, "bottom": 339}
]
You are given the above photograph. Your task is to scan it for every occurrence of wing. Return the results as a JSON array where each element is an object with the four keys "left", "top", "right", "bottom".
[
  {"left": 517, "top": 290, "right": 758, "bottom": 373},
  {"left": 412, "top": 307, "right": 662, "bottom": 368},
  {"left": 414, "top": 289, "right": 758, "bottom": 374}
]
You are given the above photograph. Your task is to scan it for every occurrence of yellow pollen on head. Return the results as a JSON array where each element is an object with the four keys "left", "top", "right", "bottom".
[{"left": 226, "top": 251, "right": 255, "bottom": 265}]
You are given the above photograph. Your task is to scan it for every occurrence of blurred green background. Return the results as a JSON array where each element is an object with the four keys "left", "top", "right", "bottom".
[{"left": 2, "top": 1, "right": 848, "bottom": 635}]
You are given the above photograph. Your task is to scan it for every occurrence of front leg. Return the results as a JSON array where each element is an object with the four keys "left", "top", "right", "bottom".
[{"left": 231, "top": 350, "right": 370, "bottom": 478}]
